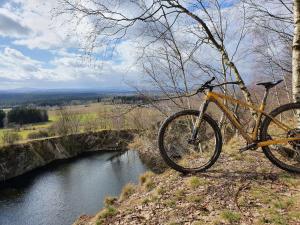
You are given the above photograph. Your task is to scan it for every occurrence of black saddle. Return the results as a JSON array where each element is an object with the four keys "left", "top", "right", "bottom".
[{"left": 256, "top": 79, "right": 283, "bottom": 89}]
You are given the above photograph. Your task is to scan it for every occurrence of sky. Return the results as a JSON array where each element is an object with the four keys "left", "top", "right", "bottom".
[
  {"left": 0, "top": 0, "right": 143, "bottom": 91},
  {"left": 0, "top": 0, "right": 267, "bottom": 91}
]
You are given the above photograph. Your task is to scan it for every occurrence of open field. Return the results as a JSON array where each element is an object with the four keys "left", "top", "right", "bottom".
[{"left": 0, "top": 102, "right": 162, "bottom": 146}]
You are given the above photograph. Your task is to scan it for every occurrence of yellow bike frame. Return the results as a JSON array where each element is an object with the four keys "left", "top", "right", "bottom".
[{"left": 198, "top": 91, "right": 300, "bottom": 148}]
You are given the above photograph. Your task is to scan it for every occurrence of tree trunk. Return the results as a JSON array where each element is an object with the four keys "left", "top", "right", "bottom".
[{"left": 293, "top": 0, "right": 300, "bottom": 102}]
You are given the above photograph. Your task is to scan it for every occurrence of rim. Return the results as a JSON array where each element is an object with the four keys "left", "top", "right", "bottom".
[
  {"left": 264, "top": 107, "right": 300, "bottom": 170},
  {"left": 161, "top": 113, "right": 218, "bottom": 171}
]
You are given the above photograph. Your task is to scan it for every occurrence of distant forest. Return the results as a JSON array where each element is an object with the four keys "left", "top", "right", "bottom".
[{"left": 0, "top": 91, "right": 152, "bottom": 108}]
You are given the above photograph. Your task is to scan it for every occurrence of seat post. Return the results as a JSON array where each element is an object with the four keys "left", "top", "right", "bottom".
[{"left": 260, "top": 88, "right": 270, "bottom": 111}]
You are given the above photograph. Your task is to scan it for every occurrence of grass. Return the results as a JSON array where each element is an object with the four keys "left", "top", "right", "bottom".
[
  {"left": 187, "top": 195, "right": 203, "bottom": 203},
  {"left": 104, "top": 196, "right": 117, "bottom": 207},
  {"left": 142, "top": 193, "right": 159, "bottom": 204},
  {"left": 260, "top": 208, "right": 289, "bottom": 225},
  {"left": 139, "top": 171, "right": 155, "bottom": 191},
  {"left": 186, "top": 176, "right": 207, "bottom": 189},
  {"left": 0, "top": 102, "right": 162, "bottom": 146},
  {"left": 155, "top": 186, "right": 166, "bottom": 195},
  {"left": 221, "top": 210, "right": 241, "bottom": 223},
  {"left": 174, "top": 189, "right": 185, "bottom": 201},
  {"left": 96, "top": 205, "right": 118, "bottom": 225},
  {"left": 119, "top": 183, "right": 136, "bottom": 201},
  {"left": 165, "top": 199, "right": 176, "bottom": 208},
  {"left": 273, "top": 198, "right": 294, "bottom": 210}
]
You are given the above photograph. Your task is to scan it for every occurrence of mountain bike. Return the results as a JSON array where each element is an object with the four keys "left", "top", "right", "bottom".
[{"left": 158, "top": 77, "right": 300, "bottom": 173}]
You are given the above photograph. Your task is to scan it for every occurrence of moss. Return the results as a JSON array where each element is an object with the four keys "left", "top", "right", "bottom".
[
  {"left": 221, "top": 210, "right": 241, "bottom": 223},
  {"left": 120, "top": 183, "right": 136, "bottom": 201}
]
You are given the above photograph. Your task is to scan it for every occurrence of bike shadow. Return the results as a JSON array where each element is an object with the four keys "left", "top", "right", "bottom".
[{"left": 180, "top": 169, "right": 300, "bottom": 182}]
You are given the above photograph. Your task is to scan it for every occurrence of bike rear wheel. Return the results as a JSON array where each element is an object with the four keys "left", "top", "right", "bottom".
[
  {"left": 158, "top": 110, "right": 222, "bottom": 173},
  {"left": 260, "top": 103, "right": 300, "bottom": 173}
]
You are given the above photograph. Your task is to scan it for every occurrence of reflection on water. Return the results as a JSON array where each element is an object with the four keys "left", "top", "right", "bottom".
[{"left": 0, "top": 151, "right": 148, "bottom": 225}]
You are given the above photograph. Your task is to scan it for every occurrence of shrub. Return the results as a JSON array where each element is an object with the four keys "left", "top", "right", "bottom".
[
  {"left": 1, "top": 130, "right": 21, "bottom": 145},
  {"left": 83, "top": 117, "right": 99, "bottom": 132}
]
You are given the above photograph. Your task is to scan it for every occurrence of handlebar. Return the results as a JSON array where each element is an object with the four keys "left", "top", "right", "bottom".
[{"left": 196, "top": 77, "right": 241, "bottom": 94}]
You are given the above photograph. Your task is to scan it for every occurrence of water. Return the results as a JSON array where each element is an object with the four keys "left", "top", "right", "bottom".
[{"left": 0, "top": 151, "right": 148, "bottom": 225}]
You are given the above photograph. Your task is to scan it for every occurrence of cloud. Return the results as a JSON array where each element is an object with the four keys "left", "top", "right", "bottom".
[
  {"left": 0, "top": 46, "right": 142, "bottom": 90},
  {"left": 0, "top": 10, "right": 31, "bottom": 37}
]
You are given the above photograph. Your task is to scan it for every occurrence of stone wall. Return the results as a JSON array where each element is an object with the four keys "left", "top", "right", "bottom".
[{"left": 0, "top": 130, "right": 134, "bottom": 182}]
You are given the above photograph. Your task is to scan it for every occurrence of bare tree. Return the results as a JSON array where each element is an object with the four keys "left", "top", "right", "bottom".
[
  {"left": 57, "top": 0, "right": 255, "bottom": 106},
  {"left": 50, "top": 107, "right": 82, "bottom": 135}
]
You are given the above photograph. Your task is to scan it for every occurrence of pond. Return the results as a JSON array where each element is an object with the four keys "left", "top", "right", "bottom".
[{"left": 0, "top": 150, "right": 149, "bottom": 225}]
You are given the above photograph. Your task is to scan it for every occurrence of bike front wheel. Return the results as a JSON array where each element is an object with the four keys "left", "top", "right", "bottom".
[{"left": 158, "top": 110, "right": 222, "bottom": 173}]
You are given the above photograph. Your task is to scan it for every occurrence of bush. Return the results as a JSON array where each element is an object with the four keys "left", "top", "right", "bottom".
[
  {"left": 27, "top": 130, "right": 50, "bottom": 139},
  {"left": 1, "top": 130, "right": 21, "bottom": 145},
  {"left": 0, "top": 110, "right": 6, "bottom": 128},
  {"left": 7, "top": 107, "right": 48, "bottom": 125}
]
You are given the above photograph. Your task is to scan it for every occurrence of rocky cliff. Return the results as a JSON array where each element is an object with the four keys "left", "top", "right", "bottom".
[{"left": 0, "top": 130, "right": 134, "bottom": 182}]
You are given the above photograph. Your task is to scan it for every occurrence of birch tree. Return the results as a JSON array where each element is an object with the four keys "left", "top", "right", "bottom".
[{"left": 293, "top": 0, "right": 300, "bottom": 102}]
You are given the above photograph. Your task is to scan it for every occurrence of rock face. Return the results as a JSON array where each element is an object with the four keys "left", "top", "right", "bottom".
[{"left": 0, "top": 130, "right": 134, "bottom": 182}]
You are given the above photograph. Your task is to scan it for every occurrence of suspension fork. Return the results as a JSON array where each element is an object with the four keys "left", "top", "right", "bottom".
[{"left": 189, "top": 99, "right": 210, "bottom": 144}]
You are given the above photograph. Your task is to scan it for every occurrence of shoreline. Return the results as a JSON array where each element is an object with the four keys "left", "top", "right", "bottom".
[{"left": 0, "top": 130, "right": 135, "bottom": 182}]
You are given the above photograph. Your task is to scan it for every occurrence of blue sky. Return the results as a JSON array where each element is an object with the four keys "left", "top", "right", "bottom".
[{"left": 0, "top": 0, "right": 142, "bottom": 90}]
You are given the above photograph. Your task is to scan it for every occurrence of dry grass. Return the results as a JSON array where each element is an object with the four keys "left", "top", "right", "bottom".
[{"left": 119, "top": 183, "right": 136, "bottom": 201}]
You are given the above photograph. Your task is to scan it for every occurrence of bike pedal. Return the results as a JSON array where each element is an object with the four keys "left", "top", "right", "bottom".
[{"left": 239, "top": 143, "right": 258, "bottom": 153}]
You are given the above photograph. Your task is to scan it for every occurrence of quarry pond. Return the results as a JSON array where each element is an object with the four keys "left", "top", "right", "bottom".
[{"left": 0, "top": 150, "right": 149, "bottom": 225}]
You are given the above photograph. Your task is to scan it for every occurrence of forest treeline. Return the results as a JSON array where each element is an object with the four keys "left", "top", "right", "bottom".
[
  {"left": 0, "top": 92, "right": 146, "bottom": 108},
  {"left": 0, "top": 108, "right": 48, "bottom": 128}
]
